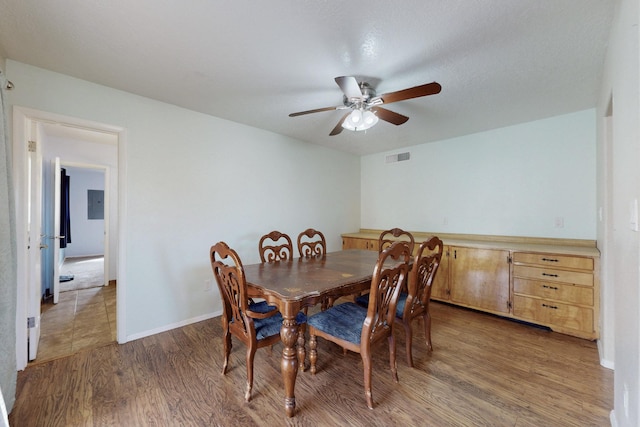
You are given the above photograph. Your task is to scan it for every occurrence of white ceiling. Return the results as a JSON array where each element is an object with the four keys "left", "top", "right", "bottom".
[{"left": 0, "top": 1, "right": 614, "bottom": 155}]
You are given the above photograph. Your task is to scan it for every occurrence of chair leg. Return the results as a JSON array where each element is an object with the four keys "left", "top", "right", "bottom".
[
  {"left": 222, "top": 330, "right": 231, "bottom": 375},
  {"left": 388, "top": 334, "right": 399, "bottom": 383},
  {"left": 245, "top": 345, "right": 257, "bottom": 402},
  {"left": 320, "top": 296, "right": 336, "bottom": 311},
  {"left": 297, "top": 324, "right": 306, "bottom": 372},
  {"left": 424, "top": 311, "right": 433, "bottom": 352},
  {"left": 361, "top": 349, "right": 374, "bottom": 409},
  {"left": 309, "top": 333, "right": 318, "bottom": 374},
  {"left": 403, "top": 320, "right": 414, "bottom": 367}
]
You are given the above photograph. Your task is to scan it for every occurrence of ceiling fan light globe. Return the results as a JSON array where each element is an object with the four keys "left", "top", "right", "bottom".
[
  {"left": 342, "top": 109, "right": 378, "bottom": 131},
  {"left": 342, "top": 109, "right": 361, "bottom": 130},
  {"left": 363, "top": 110, "right": 378, "bottom": 126}
]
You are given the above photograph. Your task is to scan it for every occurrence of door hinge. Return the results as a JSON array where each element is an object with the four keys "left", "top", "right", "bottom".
[
  {"left": 507, "top": 300, "right": 512, "bottom": 310},
  {"left": 27, "top": 317, "right": 35, "bottom": 328},
  {"left": 507, "top": 255, "right": 512, "bottom": 263},
  {"left": 28, "top": 140, "right": 36, "bottom": 152}
]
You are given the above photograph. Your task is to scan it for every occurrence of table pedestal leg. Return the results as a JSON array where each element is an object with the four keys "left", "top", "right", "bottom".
[{"left": 281, "top": 317, "right": 299, "bottom": 417}]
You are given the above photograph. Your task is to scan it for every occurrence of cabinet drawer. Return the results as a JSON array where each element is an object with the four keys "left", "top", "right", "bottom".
[
  {"left": 513, "top": 278, "right": 593, "bottom": 306},
  {"left": 512, "top": 265, "right": 593, "bottom": 287},
  {"left": 512, "top": 252, "right": 593, "bottom": 271},
  {"left": 513, "top": 295, "right": 593, "bottom": 334}
]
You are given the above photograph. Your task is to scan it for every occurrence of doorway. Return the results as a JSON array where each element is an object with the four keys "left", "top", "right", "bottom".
[
  {"left": 13, "top": 107, "right": 124, "bottom": 370},
  {"left": 37, "top": 163, "right": 114, "bottom": 363}
]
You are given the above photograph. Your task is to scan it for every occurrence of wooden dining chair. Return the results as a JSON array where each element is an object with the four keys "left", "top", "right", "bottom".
[
  {"left": 210, "top": 241, "right": 306, "bottom": 402},
  {"left": 307, "top": 241, "right": 412, "bottom": 409},
  {"left": 378, "top": 228, "right": 415, "bottom": 255},
  {"left": 259, "top": 230, "right": 293, "bottom": 262},
  {"left": 297, "top": 228, "right": 326, "bottom": 258},
  {"left": 357, "top": 236, "right": 443, "bottom": 367}
]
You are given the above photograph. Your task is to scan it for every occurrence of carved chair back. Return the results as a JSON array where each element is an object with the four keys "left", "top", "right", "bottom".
[
  {"left": 378, "top": 228, "right": 415, "bottom": 255},
  {"left": 404, "top": 236, "right": 443, "bottom": 319},
  {"left": 259, "top": 231, "right": 294, "bottom": 262},
  {"left": 297, "top": 228, "right": 327, "bottom": 258},
  {"left": 363, "top": 241, "right": 413, "bottom": 345}
]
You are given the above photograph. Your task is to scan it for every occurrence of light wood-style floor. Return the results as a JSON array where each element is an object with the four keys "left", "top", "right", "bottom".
[
  {"left": 10, "top": 302, "right": 612, "bottom": 426},
  {"left": 34, "top": 283, "right": 116, "bottom": 365}
]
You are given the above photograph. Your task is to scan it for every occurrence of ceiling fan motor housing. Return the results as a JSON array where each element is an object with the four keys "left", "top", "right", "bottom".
[{"left": 343, "top": 82, "right": 376, "bottom": 107}]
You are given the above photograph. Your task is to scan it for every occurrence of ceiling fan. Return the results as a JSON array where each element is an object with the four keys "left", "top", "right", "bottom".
[{"left": 289, "top": 76, "right": 441, "bottom": 136}]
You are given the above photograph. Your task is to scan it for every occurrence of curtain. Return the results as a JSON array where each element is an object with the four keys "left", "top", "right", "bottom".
[
  {"left": 0, "top": 71, "right": 18, "bottom": 414},
  {"left": 59, "top": 168, "right": 71, "bottom": 248}
]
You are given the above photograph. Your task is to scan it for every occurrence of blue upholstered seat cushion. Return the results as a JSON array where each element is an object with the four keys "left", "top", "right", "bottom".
[
  {"left": 354, "top": 294, "right": 369, "bottom": 308},
  {"left": 230, "top": 301, "right": 305, "bottom": 340},
  {"left": 249, "top": 300, "right": 278, "bottom": 314},
  {"left": 307, "top": 302, "right": 368, "bottom": 345},
  {"left": 355, "top": 292, "right": 407, "bottom": 318}
]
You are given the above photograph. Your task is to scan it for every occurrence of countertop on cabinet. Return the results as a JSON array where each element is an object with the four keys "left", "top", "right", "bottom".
[{"left": 341, "top": 230, "right": 600, "bottom": 257}]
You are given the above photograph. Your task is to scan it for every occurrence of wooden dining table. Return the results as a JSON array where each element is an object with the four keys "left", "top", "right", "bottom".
[{"left": 244, "top": 249, "right": 381, "bottom": 417}]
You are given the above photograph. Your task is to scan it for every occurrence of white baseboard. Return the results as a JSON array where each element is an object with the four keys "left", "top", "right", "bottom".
[
  {"left": 125, "top": 309, "right": 222, "bottom": 342},
  {"left": 610, "top": 409, "right": 617, "bottom": 427},
  {"left": 600, "top": 357, "right": 614, "bottom": 370},
  {"left": 597, "top": 338, "right": 615, "bottom": 370}
]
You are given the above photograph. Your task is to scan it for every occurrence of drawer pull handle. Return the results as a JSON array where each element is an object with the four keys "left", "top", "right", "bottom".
[
  {"left": 541, "top": 258, "right": 559, "bottom": 262},
  {"left": 542, "top": 285, "right": 558, "bottom": 290},
  {"left": 541, "top": 273, "right": 558, "bottom": 278},
  {"left": 542, "top": 303, "right": 558, "bottom": 310}
]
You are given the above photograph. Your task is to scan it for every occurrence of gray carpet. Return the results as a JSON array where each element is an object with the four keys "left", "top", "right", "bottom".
[{"left": 59, "top": 256, "right": 104, "bottom": 292}]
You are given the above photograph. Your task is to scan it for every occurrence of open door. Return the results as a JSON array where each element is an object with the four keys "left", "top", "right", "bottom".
[
  {"left": 26, "top": 130, "right": 43, "bottom": 361},
  {"left": 52, "top": 157, "right": 62, "bottom": 304}
]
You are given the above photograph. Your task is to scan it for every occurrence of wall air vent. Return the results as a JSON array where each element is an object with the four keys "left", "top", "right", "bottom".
[{"left": 385, "top": 152, "right": 411, "bottom": 164}]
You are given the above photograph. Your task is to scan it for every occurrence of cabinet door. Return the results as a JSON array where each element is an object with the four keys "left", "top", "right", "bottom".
[
  {"left": 449, "top": 246, "right": 510, "bottom": 313},
  {"left": 430, "top": 245, "right": 450, "bottom": 300}
]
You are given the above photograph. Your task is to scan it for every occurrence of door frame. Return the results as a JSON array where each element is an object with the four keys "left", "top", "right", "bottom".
[{"left": 13, "top": 106, "right": 127, "bottom": 370}]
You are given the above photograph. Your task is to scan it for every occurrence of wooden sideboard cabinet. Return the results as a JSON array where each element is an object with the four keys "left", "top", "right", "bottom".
[
  {"left": 342, "top": 229, "right": 600, "bottom": 340},
  {"left": 511, "top": 252, "right": 598, "bottom": 339}
]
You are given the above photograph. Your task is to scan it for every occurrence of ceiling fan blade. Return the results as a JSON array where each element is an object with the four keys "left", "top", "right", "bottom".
[
  {"left": 329, "top": 112, "right": 351, "bottom": 136},
  {"left": 289, "top": 106, "right": 342, "bottom": 117},
  {"left": 371, "top": 107, "right": 409, "bottom": 125},
  {"left": 379, "top": 82, "right": 441, "bottom": 105},
  {"left": 335, "top": 76, "right": 363, "bottom": 100}
]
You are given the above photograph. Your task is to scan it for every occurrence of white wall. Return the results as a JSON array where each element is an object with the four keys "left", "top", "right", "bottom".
[
  {"left": 63, "top": 167, "right": 105, "bottom": 257},
  {"left": 7, "top": 60, "right": 361, "bottom": 340},
  {"left": 598, "top": 0, "right": 640, "bottom": 426},
  {"left": 361, "top": 110, "right": 596, "bottom": 239}
]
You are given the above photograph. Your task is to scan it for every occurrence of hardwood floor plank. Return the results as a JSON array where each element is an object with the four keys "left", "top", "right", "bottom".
[{"left": 9, "top": 302, "right": 612, "bottom": 426}]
